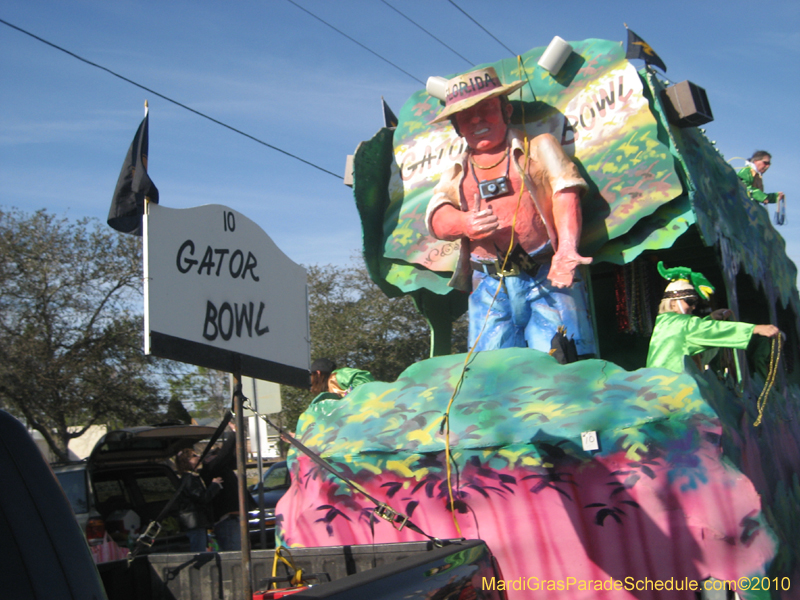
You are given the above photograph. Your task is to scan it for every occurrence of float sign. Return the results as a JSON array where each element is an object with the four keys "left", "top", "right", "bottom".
[{"left": 143, "top": 203, "right": 310, "bottom": 388}]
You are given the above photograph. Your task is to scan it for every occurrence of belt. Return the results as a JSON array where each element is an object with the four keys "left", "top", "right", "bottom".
[
  {"left": 471, "top": 247, "right": 548, "bottom": 279},
  {"left": 472, "top": 259, "right": 526, "bottom": 278}
]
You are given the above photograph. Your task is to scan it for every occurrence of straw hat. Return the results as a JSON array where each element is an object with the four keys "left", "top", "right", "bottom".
[
  {"left": 429, "top": 66, "right": 525, "bottom": 124},
  {"left": 661, "top": 279, "right": 699, "bottom": 302}
]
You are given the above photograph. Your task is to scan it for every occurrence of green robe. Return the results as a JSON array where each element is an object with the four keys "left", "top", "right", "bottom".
[
  {"left": 737, "top": 165, "right": 778, "bottom": 204},
  {"left": 331, "top": 367, "right": 374, "bottom": 391},
  {"left": 646, "top": 313, "right": 754, "bottom": 373}
]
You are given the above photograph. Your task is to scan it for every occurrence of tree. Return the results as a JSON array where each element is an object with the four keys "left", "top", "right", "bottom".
[
  {"left": 0, "top": 209, "right": 166, "bottom": 461},
  {"left": 167, "top": 366, "right": 229, "bottom": 423},
  {"left": 278, "top": 262, "right": 467, "bottom": 432}
]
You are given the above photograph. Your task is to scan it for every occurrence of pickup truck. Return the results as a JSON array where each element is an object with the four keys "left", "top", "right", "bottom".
[
  {"left": 2, "top": 409, "right": 506, "bottom": 600},
  {"left": 98, "top": 539, "right": 507, "bottom": 600}
]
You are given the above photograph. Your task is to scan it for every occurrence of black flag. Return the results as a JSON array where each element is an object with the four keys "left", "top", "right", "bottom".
[
  {"left": 108, "top": 111, "right": 159, "bottom": 235},
  {"left": 382, "top": 97, "right": 398, "bottom": 128},
  {"left": 625, "top": 28, "right": 667, "bottom": 73}
]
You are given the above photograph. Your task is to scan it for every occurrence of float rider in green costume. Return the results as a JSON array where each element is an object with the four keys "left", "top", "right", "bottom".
[
  {"left": 309, "top": 358, "right": 375, "bottom": 403},
  {"left": 736, "top": 150, "right": 785, "bottom": 206},
  {"left": 646, "top": 262, "right": 781, "bottom": 374}
]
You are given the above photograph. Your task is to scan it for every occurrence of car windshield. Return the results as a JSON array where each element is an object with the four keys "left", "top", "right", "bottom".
[
  {"left": 55, "top": 470, "right": 88, "bottom": 514},
  {"left": 262, "top": 464, "right": 288, "bottom": 490}
]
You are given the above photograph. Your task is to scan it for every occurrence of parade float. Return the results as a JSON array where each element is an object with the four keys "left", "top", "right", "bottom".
[{"left": 276, "top": 36, "right": 800, "bottom": 599}]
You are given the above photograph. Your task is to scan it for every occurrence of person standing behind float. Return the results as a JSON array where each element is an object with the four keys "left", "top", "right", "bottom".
[
  {"left": 201, "top": 421, "right": 254, "bottom": 551},
  {"left": 646, "top": 262, "right": 781, "bottom": 374},
  {"left": 175, "top": 448, "right": 222, "bottom": 553},
  {"left": 737, "top": 150, "right": 785, "bottom": 206}
]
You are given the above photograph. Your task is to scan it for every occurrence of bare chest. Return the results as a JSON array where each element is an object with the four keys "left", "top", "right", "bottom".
[{"left": 461, "top": 159, "right": 548, "bottom": 257}]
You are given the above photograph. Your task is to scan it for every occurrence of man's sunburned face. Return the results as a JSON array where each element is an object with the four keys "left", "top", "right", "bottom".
[{"left": 455, "top": 97, "right": 509, "bottom": 153}]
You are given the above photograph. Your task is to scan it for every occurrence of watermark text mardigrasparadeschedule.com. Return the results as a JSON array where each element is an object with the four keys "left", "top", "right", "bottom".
[{"left": 482, "top": 575, "right": 792, "bottom": 593}]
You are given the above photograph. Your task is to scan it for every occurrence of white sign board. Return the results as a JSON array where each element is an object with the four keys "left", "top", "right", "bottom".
[
  {"left": 233, "top": 375, "right": 282, "bottom": 417},
  {"left": 144, "top": 203, "right": 310, "bottom": 388},
  {"left": 247, "top": 417, "right": 280, "bottom": 459}
]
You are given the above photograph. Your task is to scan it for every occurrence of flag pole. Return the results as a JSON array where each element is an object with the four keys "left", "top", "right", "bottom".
[{"left": 144, "top": 100, "right": 151, "bottom": 213}]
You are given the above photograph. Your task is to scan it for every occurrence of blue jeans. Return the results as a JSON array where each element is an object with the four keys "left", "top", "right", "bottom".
[
  {"left": 468, "top": 263, "right": 596, "bottom": 355},
  {"left": 214, "top": 515, "right": 241, "bottom": 551},
  {"left": 186, "top": 528, "right": 208, "bottom": 553}
]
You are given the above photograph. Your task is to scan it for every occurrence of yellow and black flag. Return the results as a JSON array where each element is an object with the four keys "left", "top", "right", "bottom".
[
  {"left": 108, "top": 107, "right": 159, "bottom": 236},
  {"left": 625, "top": 28, "right": 667, "bottom": 73}
]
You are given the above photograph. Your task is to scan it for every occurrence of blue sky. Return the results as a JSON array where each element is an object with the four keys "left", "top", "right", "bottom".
[{"left": 1, "top": 1, "right": 798, "bottom": 278}]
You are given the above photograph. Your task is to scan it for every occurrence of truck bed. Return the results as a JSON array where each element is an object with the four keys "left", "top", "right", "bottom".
[{"left": 98, "top": 539, "right": 504, "bottom": 600}]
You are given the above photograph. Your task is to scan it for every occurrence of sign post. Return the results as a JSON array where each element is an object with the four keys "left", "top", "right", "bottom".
[{"left": 231, "top": 368, "right": 252, "bottom": 598}]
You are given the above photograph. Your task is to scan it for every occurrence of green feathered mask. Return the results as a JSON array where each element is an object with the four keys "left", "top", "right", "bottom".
[{"left": 657, "top": 261, "right": 715, "bottom": 301}]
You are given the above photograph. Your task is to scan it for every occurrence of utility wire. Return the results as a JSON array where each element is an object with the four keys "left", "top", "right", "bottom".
[
  {"left": 379, "top": 0, "right": 474, "bottom": 68},
  {"left": 285, "top": 0, "right": 425, "bottom": 85},
  {"left": 447, "top": 0, "right": 516, "bottom": 57},
  {"left": 0, "top": 17, "right": 342, "bottom": 180}
]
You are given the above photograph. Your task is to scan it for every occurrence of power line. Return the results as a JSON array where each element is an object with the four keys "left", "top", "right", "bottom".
[
  {"left": 447, "top": 0, "right": 517, "bottom": 57},
  {"left": 379, "top": 0, "right": 474, "bottom": 68},
  {"left": 0, "top": 17, "right": 343, "bottom": 180},
  {"left": 284, "top": 0, "right": 425, "bottom": 85}
]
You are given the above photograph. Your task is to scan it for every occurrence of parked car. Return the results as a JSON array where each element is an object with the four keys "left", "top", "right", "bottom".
[
  {"left": 1, "top": 409, "right": 108, "bottom": 599},
  {"left": 52, "top": 423, "right": 217, "bottom": 554},
  {"left": 248, "top": 460, "right": 290, "bottom": 546},
  {"left": 250, "top": 460, "right": 290, "bottom": 506}
]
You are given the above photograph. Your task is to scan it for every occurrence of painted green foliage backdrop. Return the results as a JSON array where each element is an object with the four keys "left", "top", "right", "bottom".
[
  {"left": 296, "top": 349, "right": 715, "bottom": 461},
  {"left": 281, "top": 349, "right": 783, "bottom": 596},
  {"left": 353, "top": 39, "right": 683, "bottom": 298}
]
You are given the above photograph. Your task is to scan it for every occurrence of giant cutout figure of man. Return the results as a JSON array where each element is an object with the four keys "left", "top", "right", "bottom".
[{"left": 425, "top": 67, "right": 596, "bottom": 355}]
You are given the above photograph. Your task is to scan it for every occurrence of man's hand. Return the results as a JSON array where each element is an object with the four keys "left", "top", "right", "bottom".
[
  {"left": 548, "top": 249, "right": 592, "bottom": 288},
  {"left": 429, "top": 195, "right": 498, "bottom": 241},
  {"left": 753, "top": 324, "right": 783, "bottom": 339},
  {"left": 464, "top": 203, "right": 499, "bottom": 239},
  {"left": 778, "top": 192, "right": 786, "bottom": 201}
]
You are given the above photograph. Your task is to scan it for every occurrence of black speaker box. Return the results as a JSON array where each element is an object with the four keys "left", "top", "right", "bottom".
[{"left": 662, "top": 80, "right": 714, "bottom": 127}]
